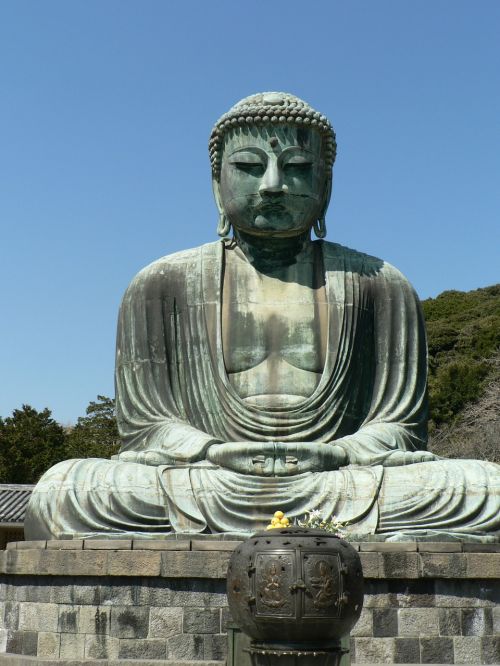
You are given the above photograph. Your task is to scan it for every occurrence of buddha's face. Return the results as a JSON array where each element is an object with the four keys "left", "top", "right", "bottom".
[{"left": 218, "top": 125, "right": 327, "bottom": 237}]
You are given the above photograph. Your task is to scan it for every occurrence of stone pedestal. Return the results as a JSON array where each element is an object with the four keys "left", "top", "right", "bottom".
[{"left": 0, "top": 539, "right": 498, "bottom": 664}]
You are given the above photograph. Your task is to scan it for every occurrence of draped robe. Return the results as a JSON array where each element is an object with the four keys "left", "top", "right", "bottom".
[{"left": 25, "top": 241, "right": 500, "bottom": 540}]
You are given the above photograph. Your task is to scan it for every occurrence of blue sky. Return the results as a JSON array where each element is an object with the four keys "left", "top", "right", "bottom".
[{"left": 1, "top": 1, "right": 499, "bottom": 423}]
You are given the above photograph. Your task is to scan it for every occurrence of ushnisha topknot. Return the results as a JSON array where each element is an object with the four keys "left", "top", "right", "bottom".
[{"left": 209, "top": 92, "right": 337, "bottom": 180}]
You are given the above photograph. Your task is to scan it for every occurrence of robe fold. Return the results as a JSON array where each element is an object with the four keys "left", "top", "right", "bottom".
[{"left": 25, "top": 241, "right": 500, "bottom": 540}]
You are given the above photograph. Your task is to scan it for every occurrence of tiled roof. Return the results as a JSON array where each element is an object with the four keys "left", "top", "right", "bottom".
[{"left": 0, "top": 484, "right": 34, "bottom": 523}]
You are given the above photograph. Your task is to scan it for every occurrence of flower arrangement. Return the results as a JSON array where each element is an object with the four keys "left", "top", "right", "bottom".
[
  {"left": 266, "top": 509, "right": 347, "bottom": 536},
  {"left": 296, "top": 509, "right": 348, "bottom": 538}
]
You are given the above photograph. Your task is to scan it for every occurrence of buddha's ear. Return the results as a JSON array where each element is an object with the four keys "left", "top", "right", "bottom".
[
  {"left": 212, "top": 176, "right": 224, "bottom": 215},
  {"left": 320, "top": 172, "right": 333, "bottom": 220},
  {"left": 212, "top": 176, "right": 232, "bottom": 237}
]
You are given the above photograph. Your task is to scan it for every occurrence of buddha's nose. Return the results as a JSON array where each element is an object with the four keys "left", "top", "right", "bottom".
[{"left": 259, "top": 161, "right": 288, "bottom": 195}]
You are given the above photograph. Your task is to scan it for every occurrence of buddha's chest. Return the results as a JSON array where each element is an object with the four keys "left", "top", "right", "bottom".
[{"left": 221, "top": 250, "right": 327, "bottom": 404}]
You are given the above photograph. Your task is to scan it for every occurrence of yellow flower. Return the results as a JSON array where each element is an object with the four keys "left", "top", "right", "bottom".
[{"left": 266, "top": 510, "right": 290, "bottom": 530}]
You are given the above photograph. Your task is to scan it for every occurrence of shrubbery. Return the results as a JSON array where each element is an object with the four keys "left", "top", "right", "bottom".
[
  {"left": 423, "top": 284, "right": 499, "bottom": 461},
  {"left": 423, "top": 284, "right": 500, "bottom": 430}
]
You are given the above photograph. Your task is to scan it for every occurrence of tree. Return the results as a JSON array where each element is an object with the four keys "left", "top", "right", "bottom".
[
  {"left": 65, "top": 395, "right": 120, "bottom": 459},
  {"left": 0, "top": 405, "right": 66, "bottom": 484}
]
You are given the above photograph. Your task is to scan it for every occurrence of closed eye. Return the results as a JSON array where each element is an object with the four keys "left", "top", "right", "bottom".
[
  {"left": 283, "top": 162, "right": 312, "bottom": 173},
  {"left": 233, "top": 162, "right": 265, "bottom": 175}
]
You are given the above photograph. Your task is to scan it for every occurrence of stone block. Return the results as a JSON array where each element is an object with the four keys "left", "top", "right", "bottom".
[
  {"left": 435, "top": 579, "right": 498, "bottom": 608},
  {"left": 493, "top": 606, "right": 500, "bottom": 635},
  {"left": 462, "top": 608, "right": 493, "bottom": 636},
  {"left": 220, "top": 606, "right": 233, "bottom": 633},
  {"left": 420, "top": 636, "right": 454, "bottom": 663},
  {"left": 359, "top": 542, "right": 417, "bottom": 552},
  {"left": 84, "top": 634, "right": 119, "bottom": 659},
  {"left": 358, "top": 552, "right": 380, "bottom": 578},
  {"left": 393, "top": 579, "right": 435, "bottom": 608},
  {"left": 372, "top": 608, "right": 397, "bottom": 637},
  {"left": 438, "top": 608, "right": 462, "bottom": 636},
  {"left": 466, "top": 553, "right": 500, "bottom": 577},
  {"left": 149, "top": 606, "right": 183, "bottom": 639},
  {"left": 3, "top": 551, "right": 39, "bottom": 575},
  {"left": 353, "top": 637, "right": 395, "bottom": 663},
  {"left": 79, "top": 605, "right": 110, "bottom": 635},
  {"left": 106, "top": 550, "right": 161, "bottom": 576},
  {"left": 59, "top": 632, "right": 85, "bottom": 659},
  {"left": 3, "top": 602, "right": 19, "bottom": 630},
  {"left": 16, "top": 541, "right": 46, "bottom": 550},
  {"left": 44, "top": 581, "right": 93, "bottom": 606},
  {"left": 380, "top": 552, "right": 420, "bottom": 578},
  {"left": 191, "top": 540, "right": 242, "bottom": 551},
  {"left": 463, "top": 542, "right": 500, "bottom": 552},
  {"left": 83, "top": 539, "right": 132, "bottom": 550},
  {"left": 37, "top": 631, "right": 60, "bottom": 658},
  {"left": 46, "top": 539, "right": 83, "bottom": 550},
  {"left": 417, "top": 541, "right": 462, "bottom": 552},
  {"left": 167, "top": 633, "right": 205, "bottom": 660},
  {"left": 37, "top": 549, "right": 108, "bottom": 576},
  {"left": 110, "top": 605, "right": 149, "bottom": 639},
  {"left": 203, "top": 634, "right": 227, "bottom": 661},
  {"left": 351, "top": 608, "right": 373, "bottom": 637},
  {"left": 420, "top": 552, "right": 467, "bottom": 578},
  {"left": 161, "top": 551, "right": 230, "bottom": 578},
  {"left": 394, "top": 637, "right": 420, "bottom": 663},
  {"left": 183, "top": 607, "right": 220, "bottom": 634},
  {"left": 481, "top": 637, "right": 500, "bottom": 665},
  {"left": 6, "top": 630, "right": 38, "bottom": 656},
  {"left": 398, "top": 608, "right": 439, "bottom": 636},
  {"left": 118, "top": 638, "right": 167, "bottom": 659},
  {"left": 18, "top": 583, "right": 52, "bottom": 604},
  {"left": 362, "top": 581, "right": 395, "bottom": 608},
  {"left": 57, "top": 604, "right": 80, "bottom": 633},
  {"left": 453, "top": 636, "right": 482, "bottom": 664},
  {"left": 18, "top": 602, "right": 58, "bottom": 632},
  {"left": 0, "top": 629, "right": 8, "bottom": 652},
  {"left": 132, "top": 539, "right": 190, "bottom": 550},
  {"left": 97, "top": 581, "right": 137, "bottom": 606},
  {"left": 133, "top": 578, "right": 227, "bottom": 608},
  {"left": 0, "top": 602, "right": 4, "bottom": 629}
]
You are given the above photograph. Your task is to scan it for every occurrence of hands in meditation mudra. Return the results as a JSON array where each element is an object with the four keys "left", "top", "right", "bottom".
[{"left": 26, "top": 93, "right": 499, "bottom": 541}]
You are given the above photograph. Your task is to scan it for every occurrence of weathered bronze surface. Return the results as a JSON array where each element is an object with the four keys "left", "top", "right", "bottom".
[
  {"left": 227, "top": 527, "right": 362, "bottom": 642},
  {"left": 227, "top": 527, "right": 361, "bottom": 665},
  {"left": 25, "top": 92, "right": 500, "bottom": 542}
]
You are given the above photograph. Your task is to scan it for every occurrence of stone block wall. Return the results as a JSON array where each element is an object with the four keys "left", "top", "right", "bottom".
[{"left": 0, "top": 539, "right": 498, "bottom": 664}]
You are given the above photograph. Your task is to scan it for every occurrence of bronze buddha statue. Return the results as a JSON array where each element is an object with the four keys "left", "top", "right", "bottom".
[{"left": 25, "top": 93, "right": 500, "bottom": 541}]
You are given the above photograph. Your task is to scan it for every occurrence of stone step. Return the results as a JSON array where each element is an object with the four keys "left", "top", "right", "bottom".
[
  {"left": 0, "top": 657, "right": 464, "bottom": 666},
  {"left": 0, "top": 656, "right": 225, "bottom": 666}
]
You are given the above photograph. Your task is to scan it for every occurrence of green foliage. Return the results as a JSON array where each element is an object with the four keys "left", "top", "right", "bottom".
[
  {"left": 0, "top": 405, "right": 66, "bottom": 484},
  {"left": 422, "top": 285, "right": 500, "bottom": 429},
  {"left": 0, "top": 396, "right": 120, "bottom": 483},
  {"left": 65, "top": 395, "right": 120, "bottom": 459}
]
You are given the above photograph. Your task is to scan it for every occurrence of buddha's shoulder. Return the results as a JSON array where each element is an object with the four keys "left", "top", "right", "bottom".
[
  {"left": 321, "top": 240, "right": 411, "bottom": 286},
  {"left": 124, "top": 241, "right": 221, "bottom": 295}
]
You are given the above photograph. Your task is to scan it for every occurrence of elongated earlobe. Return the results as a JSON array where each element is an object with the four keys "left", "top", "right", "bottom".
[
  {"left": 313, "top": 217, "right": 327, "bottom": 239},
  {"left": 217, "top": 213, "right": 231, "bottom": 237}
]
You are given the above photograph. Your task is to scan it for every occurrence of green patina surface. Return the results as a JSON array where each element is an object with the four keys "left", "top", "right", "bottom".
[{"left": 24, "top": 93, "right": 500, "bottom": 542}]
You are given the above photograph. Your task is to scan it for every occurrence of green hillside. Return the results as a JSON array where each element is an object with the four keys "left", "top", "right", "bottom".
[{"left": 423, "top": 284, "right": 500, "bottom": 462}]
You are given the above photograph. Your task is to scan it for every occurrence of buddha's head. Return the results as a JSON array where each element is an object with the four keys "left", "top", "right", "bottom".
[{"left": 209, "top": 92, "right": 336, "bottom": 239}]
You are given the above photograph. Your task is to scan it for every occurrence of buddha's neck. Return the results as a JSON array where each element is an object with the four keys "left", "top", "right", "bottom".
[{"left": 233, "top": 229, "right": 313, "bottom": 272}]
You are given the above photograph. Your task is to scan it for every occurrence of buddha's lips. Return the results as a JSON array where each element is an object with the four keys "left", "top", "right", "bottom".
[{"left": 256, "top": 202, "right": 287, "bottom": 213}]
